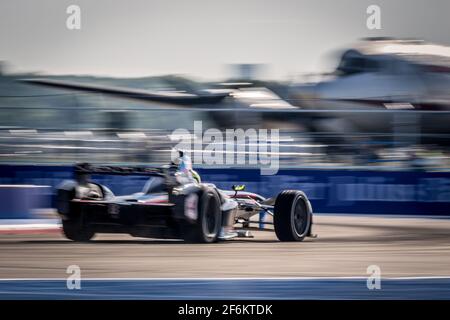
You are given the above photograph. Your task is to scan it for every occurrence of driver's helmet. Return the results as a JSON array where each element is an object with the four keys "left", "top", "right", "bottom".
[
  {"left": 178, "top": 152, "right": 192, "bottom": 173},
  {"left": 174, "top": 150, "right": 201, "bottom": 184}
]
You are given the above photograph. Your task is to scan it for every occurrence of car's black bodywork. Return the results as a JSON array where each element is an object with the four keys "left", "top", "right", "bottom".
[{"left": 57, "top": 163, "right": 314, "bottom": 243}]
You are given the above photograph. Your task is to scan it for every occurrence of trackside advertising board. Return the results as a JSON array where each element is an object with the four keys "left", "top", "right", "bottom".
[{"left": 0, "top": 165, "right": 448, "bottom": 216}]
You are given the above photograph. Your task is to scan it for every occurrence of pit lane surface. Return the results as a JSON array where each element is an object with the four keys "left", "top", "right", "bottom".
[{"left": 0, "top": 215, "right": 449, "bottom": 279}]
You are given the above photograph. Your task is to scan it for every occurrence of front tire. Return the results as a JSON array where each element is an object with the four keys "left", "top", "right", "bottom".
[{"left": 274, "top": 190, "right": 312, "bottom": 242}]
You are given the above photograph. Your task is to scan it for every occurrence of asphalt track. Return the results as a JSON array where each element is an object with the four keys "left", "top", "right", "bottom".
[
  {"left": 0, "top": 215, "right": 449, "bottom": 299},
  {"left": 1, "top": 215, "right": 449, "bottom": 278}
]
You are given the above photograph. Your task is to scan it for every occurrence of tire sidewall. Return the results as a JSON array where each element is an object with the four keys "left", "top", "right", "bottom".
[
  {"left": 201, "top": 188, "right": 222, "bottom": 242},
  {"left": 274, "top": 190, "right": 312, "bottom": 241},
  {"left": 62, "top": 217, "right": 95, "bottom": 242},
  {"left": 290, "top": 192, "right": 312, "bottom": 240},
  {"left": 182, "top": 187, "right": 222, "bottom": 243}
]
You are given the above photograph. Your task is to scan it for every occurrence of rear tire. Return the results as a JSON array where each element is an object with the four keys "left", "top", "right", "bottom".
[
  {"left": 182, "top": 187, "right": 222, "bottom": 243},
  {"left": 62, "top": 218, "right": 95, "bottom": 242},
  {"left": 274, "top": 190, "right": 312, "bottom": 242},
  {"left": 57, "top": 185, "right": 95, "bottom": 242}
]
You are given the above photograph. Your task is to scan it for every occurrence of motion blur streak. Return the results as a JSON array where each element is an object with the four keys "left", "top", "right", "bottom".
[{"left": 1, "top": 278, "right": 450, "bottom": 299}]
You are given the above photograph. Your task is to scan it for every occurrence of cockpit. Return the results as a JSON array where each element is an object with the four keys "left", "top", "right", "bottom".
[{"left": 142, "top": 176, "right": 166, "bottom": 194}]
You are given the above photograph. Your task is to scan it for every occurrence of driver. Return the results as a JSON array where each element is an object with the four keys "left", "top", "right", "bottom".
[{"left": 172, "top": 150, "right": 201, "bottom": 184}]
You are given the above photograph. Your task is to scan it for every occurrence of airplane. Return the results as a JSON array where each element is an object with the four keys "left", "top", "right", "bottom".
[
  {"left": 289, "top": 38, "right": 450, "bottom": 111},
  {"left": 19, "top": 38, "right": 450, "bottom": 146},
  {"left": 22, "top": 76, "right": 229, "bottom": 106},
  {"left": 287, "top": 38, "right": 450, "bottom": 145},
  {"left": 19, "top": 74, "right": 296, "bottom": 129}
]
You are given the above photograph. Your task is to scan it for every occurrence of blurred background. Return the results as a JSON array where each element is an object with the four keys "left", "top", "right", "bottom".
[
  {"left": 0, "top": 0, "right": 449, "bottom": 218},
  {"left": 1, "top": 0, "right": 450, "bottom": 168}
]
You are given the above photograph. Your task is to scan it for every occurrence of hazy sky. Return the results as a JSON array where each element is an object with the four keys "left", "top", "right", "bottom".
[{"left": 1, "top": 0, "right": 449, "bottom": 80}]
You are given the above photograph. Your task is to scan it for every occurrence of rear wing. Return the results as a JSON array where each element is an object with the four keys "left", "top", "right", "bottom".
[{"left": 74, "top": 163, "right": 167, "bottom": 178}]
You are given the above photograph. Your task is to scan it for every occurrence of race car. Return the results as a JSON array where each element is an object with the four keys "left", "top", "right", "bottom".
[{"left": 56, "top": 162, "right": 314, "bottom": 243}]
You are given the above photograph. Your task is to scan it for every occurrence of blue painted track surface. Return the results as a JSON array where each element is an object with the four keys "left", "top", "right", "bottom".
[{"left": 0, "top": 278, "right": 449, "bottom": 300}]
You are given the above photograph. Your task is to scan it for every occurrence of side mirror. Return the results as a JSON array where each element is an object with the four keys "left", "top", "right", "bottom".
[{"left": 232, "top": 185, "right": 245, "bottom": 191}]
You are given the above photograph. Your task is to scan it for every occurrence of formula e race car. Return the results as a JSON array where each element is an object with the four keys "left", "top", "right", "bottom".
[{"left": 56, "top": 163, "right": 314, "bottom": 243}]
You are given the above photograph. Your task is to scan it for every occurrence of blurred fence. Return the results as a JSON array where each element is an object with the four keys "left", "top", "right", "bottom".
[{"left": 0, "top": 111, "right": 449, "bottom": 170}]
